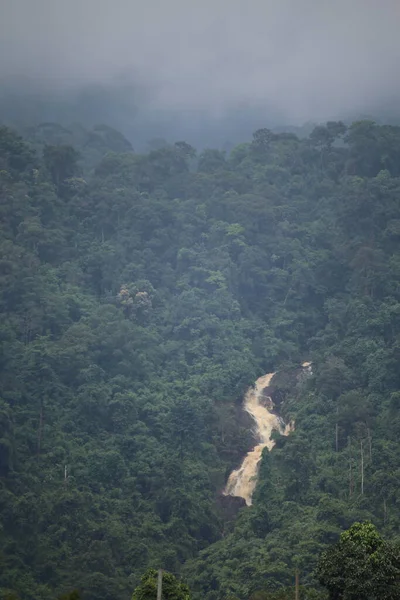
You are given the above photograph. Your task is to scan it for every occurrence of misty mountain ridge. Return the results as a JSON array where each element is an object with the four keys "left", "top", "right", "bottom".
[{"left": 1, "top": 80, "right": 400, "bottom": 152}]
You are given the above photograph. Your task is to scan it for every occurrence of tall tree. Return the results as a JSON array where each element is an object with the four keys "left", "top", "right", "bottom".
[{"left": 317, "top": 522, "right": 400, "bottom": 600}]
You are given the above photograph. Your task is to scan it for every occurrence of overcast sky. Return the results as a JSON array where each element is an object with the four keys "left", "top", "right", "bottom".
[{"left": 1, "top": 0, "right": 400, "bottom": 123}]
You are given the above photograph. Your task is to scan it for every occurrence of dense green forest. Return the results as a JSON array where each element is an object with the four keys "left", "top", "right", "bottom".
[{"left": 1, "top": 118, "right": 400, "bottom": 600}]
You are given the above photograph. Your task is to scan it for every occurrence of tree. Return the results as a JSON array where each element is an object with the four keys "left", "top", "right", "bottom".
[
  {"left": 0, "top": 126, "right": 36, "bottom": 176},
  {"left": 317, "top": 522, "right": 400, "bottom": 600},
  {"left": 132, "top": 569, "right": 190, "bottom": 600},
  {"left": 43, "top": 144, "right": 80, "bottom": 194}
]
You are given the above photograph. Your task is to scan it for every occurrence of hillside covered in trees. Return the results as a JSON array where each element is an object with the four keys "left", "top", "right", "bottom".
[{"left": 1, "top": 119, "right": 400, "bottom": 600}]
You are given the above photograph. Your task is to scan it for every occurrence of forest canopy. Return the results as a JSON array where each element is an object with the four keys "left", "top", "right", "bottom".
[{"left": 0, "top": 119, "right": 400, "bottom": 600}]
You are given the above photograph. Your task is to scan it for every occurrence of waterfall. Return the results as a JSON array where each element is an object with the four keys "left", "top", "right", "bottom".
[{"left": 223, "top": 372, "right": 293, "bottom": 506}]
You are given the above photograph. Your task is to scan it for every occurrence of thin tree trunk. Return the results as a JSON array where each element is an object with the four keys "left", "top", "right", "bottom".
[
  {"left": 283, "top": 283, "right": 293, "bottom": 306},
  {"left": 37, "top": 400, "right": 43, "bottom": 456},
  {"left": 180, "top": 431, "right": 184, "bottom": 461},
  {"left": 348, "top": 436, "right": 353, "bottom": 499},
  {"left": 361, "top": 440, "right": 364, "bottom": 495},
  {"left": 295, "top": 570, "right": 299, "bottom": 600},
  {"left": 367, "top": 427, "right": 372, "bottom": 461},
  {"left": 335, "top": 404, "right": 339, "bottom": 452},
  {"left": 157, "top": 569, "right": 163, "bottom": 600}
]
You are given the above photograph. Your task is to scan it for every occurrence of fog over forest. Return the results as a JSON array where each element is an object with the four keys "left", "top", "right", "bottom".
[
  {"left": 1, "top": 0, "right": 400, "bottom": 147},
  {"left": 3, "top": 2, "right": 400, "bottom": 600}
]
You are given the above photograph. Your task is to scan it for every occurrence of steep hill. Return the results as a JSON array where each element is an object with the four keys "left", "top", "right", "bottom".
[{"left": 1, "top": 120, "right": 400, "bottom": 600}]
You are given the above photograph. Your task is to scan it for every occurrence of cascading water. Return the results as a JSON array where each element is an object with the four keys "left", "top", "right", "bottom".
[{"left": 223, "top": 372, "right": 293, "bottom": 506}]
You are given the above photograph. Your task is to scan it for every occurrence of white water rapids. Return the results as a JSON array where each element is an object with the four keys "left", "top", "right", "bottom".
[{"left": 223, "top": 371, "right": 296, "bottom": 506}]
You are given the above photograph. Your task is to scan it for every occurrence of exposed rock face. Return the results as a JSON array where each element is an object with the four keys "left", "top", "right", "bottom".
[
  {"left": 216, "top": 494, "right": 246, "bottom": 525},
  {"left": 266, "top": 363, "right": 312, "bottom": 413}
]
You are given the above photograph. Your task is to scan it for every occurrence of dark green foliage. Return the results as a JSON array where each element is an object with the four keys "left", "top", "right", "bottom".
[
  {"left": 43, "top": 144, "right": 80, "bottom": 195},
  {"left": 317, "top": 522, "right": 400, "bottom": 600},
  {"left": 0, "top": 125, "right": 36, "bottom": 176},
  {"left": 0, "top": 119, "right": 400, "bottom": 600},
  {"left": 132, "top": 569, "right": 190, "bottom": 600}
]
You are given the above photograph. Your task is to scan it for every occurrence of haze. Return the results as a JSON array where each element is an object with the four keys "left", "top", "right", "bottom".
[{"left": 1, "top": 0, "right": 400, "bottom": 132}]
